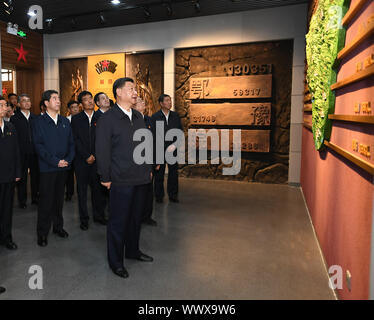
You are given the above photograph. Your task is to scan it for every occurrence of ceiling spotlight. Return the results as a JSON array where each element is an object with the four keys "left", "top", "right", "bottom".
[
  {"left": 27, "top": 11, "right": 36, "bottom": 17},
  {"left": 111, "top": 0, "right": 120, "bottom": 4},
  {"left": 143, "top": 6, "right": 151, "bottom": 19},
  {"left": 3, "top": 0, "right": 12, "bottom": 7},
  {"left": 5, "top": 6, "right": 13, "bottom": 14},
  {"left": 165, "top": 3, "right": 172, "bottom": 16},
  {"left": 3, "top": 0, "right": 13, "bottom": 15},
  {"left": 45, "top": 18, "right": 53, "bottom": 30},
  {"left": 99, "top": 12, "right": 106, "bottom": 24},
  {"left": 193, "top": 0, "right": 201, "bottom": 13}
]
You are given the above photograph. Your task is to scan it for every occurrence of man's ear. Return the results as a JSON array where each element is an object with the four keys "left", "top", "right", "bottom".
[{"left": 116, "top": 87, "right": 122, "bottom": 99}]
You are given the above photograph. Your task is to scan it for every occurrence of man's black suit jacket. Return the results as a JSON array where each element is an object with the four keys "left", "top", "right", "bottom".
[
  {"left": 10, "top": 110, "right": 37, "bottom": 157},
  {"left": 71, "top": 111, "right": 97, "bottom": 169},
  {"left": 151, "top": 109, "right": 183, "bottom": 150}
]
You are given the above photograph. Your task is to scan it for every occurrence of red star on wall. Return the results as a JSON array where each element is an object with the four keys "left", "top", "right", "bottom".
[
  {"left": 14, "top": 43, "right": 28, "bottom": 63},
  {"left": 102, "top": 60, "right": 109, "bottom": 68}
]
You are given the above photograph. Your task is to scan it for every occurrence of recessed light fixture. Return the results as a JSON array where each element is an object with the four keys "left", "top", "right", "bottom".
[
  {"left": 27, "top": 11, "right": 36, "bottom": 17},
  {"left": 3, "top": 0, "right": 12, "bottom": 8},
  {"left": 111, "top": 0, "right": 120, "bottom": 4},
  {"left": 3, "top": 0, "right": 13, "bottom": 14},
  {"left": 45, "top": 18, "right": 53, "bottom": 30}
]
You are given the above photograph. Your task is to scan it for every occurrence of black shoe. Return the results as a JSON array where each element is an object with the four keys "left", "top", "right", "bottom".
[
  {"left": 143, "top": 218, "right": 157, "bottom": 226},
  {"left": 80, "top": 223, "right": 88, "bottom": 231},
  {"left": 0, "top": 287, "right": 5, "bottom": 295},
  {"left": 112, "top": 267, "right": 129, "bottom": 278},
  {"left": 169, "top": 197, "right": 179, "bottom": 203},
  {"left": 127, "top": 252, "right": 154, "bottom": 262},
  {"left": 31, "top": 199, "right": 38, "bottom": 205},
  {"left": 5, "top": 241, "right": 18, "bottom": 250},
  {"left": 156, "top": 198, "right": 163, "bottom": 203},
  {"left": 19, "top": 203, "right": 27, "bottom": 209},
  {"left": 93, "top": 218, "right": 107, "bottom": 226},
  {"left": 37, "top": 236, "right": 48, "bottom": 247},
  {"left": 53, "top": 229, "right": 69, "bottom": 238}
]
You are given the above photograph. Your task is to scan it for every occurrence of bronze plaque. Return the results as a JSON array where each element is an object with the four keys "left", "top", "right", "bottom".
[
  {"left": 189, "top": 75, "right": 272, "bottom": 100},
  {"left": 194, "top": 129, "right": 270, "bottom": 152},
  {"left": 190, "top": 103, "right": 271, "bottom": 126}
]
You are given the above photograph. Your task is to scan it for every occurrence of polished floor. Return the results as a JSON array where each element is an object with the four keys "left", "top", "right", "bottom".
[{"left": 0, "top": 178, "right": 335, "bottom": 300}]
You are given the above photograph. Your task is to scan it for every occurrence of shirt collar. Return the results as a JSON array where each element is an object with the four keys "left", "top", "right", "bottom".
[
  {"left": 117, "top": 103, "right": 132, "bottom": 120},
  {"left": 161, "top": 109, "right": 170, "bottom": 119},
  {"left": 0, "top": 120, "right": 4, "bottom": 133},
  {"left": 21, "top": 110, "right": 31, "bottom": 120},
  {"left": 46, "top": 111, "right": 58, "bottom": 125},
  {"left": 84, "top": 111, "right": 94, "bottom": 123}
]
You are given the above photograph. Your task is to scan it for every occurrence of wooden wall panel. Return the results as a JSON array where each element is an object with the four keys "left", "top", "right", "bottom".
[{"left": 0, "top": 21, "right": 44, "bottom": 114}]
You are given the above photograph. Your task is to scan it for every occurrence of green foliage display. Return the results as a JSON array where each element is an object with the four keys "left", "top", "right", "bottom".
[{"left": 305, "top": 0, "right": 350, "bottom": 150}]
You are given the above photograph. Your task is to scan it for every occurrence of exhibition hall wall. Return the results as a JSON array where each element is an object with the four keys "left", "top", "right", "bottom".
[
  {"left": 43, "top": 3, "right": 308, "bottom": 185},
  {"left": 301, "top": 0, "right": 374, "bottom": 300}
]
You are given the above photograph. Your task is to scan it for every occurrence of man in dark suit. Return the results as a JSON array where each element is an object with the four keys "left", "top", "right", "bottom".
[
  {"left": 65, "top": 100, "right": 80, "bottom": 202},
  {"left": 96, "top": 77, "right": 153, "bottom": 279},
  {"left": 7, "top": 93, "right": 18, "bottom": 110},
  {"left": 32, "top": 90, "right": 75, "bottom": 247},
  {"left": 93, "top": 92, "right": 112, "bottom": 213},
  {"left": 134, "top": 97, "right": 157, "bottom": 226},
  {"left": 11, "top": 94, "right": 39, "bottom": 209},
  {"left": 71, "top": 91, "right": 106, "bottom": 230},
  {"left": 93, "top": 92, "right": 111, "bottom": 119},
  {"left": 0, "top": 96, "right": 21, "bottom": 250},
  {"left": 151, "top": 94, "right": 183, "bottom": 203}
]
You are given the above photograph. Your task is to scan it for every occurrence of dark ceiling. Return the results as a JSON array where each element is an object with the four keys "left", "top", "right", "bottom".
[{"left": 0, "top": 0, "right": 308, "bottom": 34}]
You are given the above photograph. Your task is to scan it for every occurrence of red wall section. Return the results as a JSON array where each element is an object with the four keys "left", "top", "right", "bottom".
[
  {"left": 301, "top": 0, "right": 374, "bottom": 300},
  {"left": 301, "top": 127, "right": 373, "bottom": 300}
]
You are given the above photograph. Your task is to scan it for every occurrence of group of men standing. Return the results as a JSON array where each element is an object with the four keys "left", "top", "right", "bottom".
[{"left": 0, "top": 77, "right": 183, "bottom": 291}]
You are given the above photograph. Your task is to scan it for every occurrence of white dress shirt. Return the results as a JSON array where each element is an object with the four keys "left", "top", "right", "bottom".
[
  {"left": 46, "top": 111, "right": 58, "bottom": 125},
  {"left": 161, "top": 109, "right": 170, "bottom": 125},
  {"left": 117, "top": 104, "right": 132, "bottom": 121},
  {"left": 21, "top": 110, "right": 31, "bottom": 121},
  {"left": 84, "top": 111, "right": 94, "bottom": 125}
]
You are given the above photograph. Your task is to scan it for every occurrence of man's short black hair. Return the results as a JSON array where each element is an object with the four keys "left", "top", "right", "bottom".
[
  {"left": 0, "top": 95, "right": 7, "bottom": 102},
  {"left": 67, "top": 100, "right": 79, "bottom": 109},
  {"left": 94, "top": 92, "right": 106, "bottom": 106},
  {"left": 78, "top": 91, "right": 93, "bottom": 104},
  {"left": 8, "top": 93, "right": 17, "bottom": 99},
  {"left": 41, "top": 90, "right": 58, "bottom": 106},
  {"left": 18, "top": 94, "right": 30, "bottom": 103},
  {"left": 158, "top": 94, "right": 171, "bottom": 104},
  {"left": 112, "top": 77, "right": 134, "bottom": 99}
]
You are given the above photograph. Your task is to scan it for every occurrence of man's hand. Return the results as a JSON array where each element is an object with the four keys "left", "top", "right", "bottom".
[
  {"left": 58, "top": 160, "right": 69, "bottom": 168},
  {"left": 166, "top": 144, "right": 176, "bottom": 153},
  {"left": 86, "top": 155, "right": 95, "bottom": 165},
  {"left": 155, "top": 165, "right": 161, "bottom": 171},
  {"left": 15, "top": 178, "right": 21, "bottom": 182},
  {"left": 150, "top": 172, "right": 153, "bottom": 179},
  {"left": 101, "top": 182, "right": 111, "bottom": 190}
]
